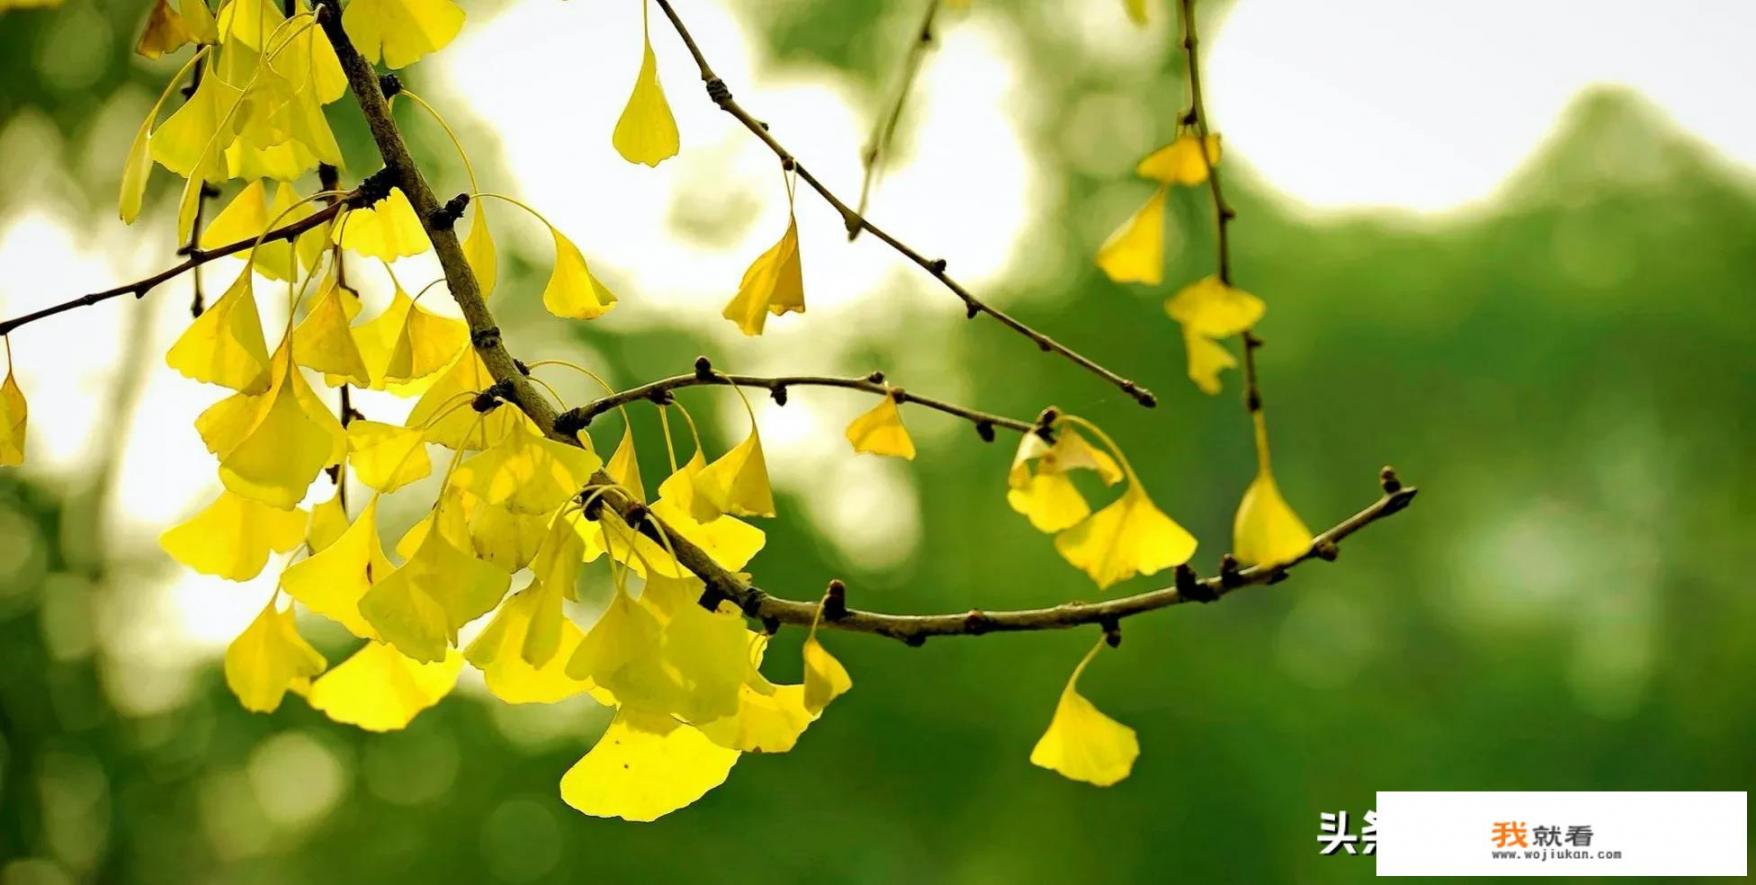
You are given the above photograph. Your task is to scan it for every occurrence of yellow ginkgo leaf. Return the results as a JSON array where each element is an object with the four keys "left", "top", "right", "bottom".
[
  {"left": 560, "top": 706, "right": 742, "bottom": 822},
  {"left": 465, "top": 497, "right": 551, "bottom": 572},
  {"left": 1054, "top": 484, "right": 1196, "bottom": 590},
  {"left": 346, "top": 420, "right": 431, "bottom": 493},
  {"left": 612, "top": 12, "right": 679, "bottom": 167},
  {"left": 1006, "top": 427, "right": 1123, "bottom": 534},
  {"left": 384, "top": 297, "right": 468, "bottom": 385},
  {"left": 463, "top": 581, "right": 601, "bottom": 705},
  {"left": 450, "top": 421, "right": 602, "bottom": 515},
  {"left": 722, "top": 219, "right": 804, "bottom": 336},
  {"left": 358, "top": 520, "right": 509, "bottom": 662},
  {"left": 523, "top": 519, "right": 583, "bottom": 663},
  {"left": 225, "top": 600, "right": 326, "bottom": 713},
  {"left": 197, "top": 350, "right": 345, "bottom": 508},
  {"left": 1029, "top": 639, "right": 1138, "bottom": 786},
  {"left": 541, "top": 227, "right": 618, "bottom": 320},
  {"left": 160, "top": 489, "right": 306, "bottom": 580},
  {"left": 1122, "top": 0, "right": 1148, "bottom": 26},
  {"left": 335, "top": 189, "right": 430, "bottom": 260},
  {"left": 180, "top": 0, "right": 217, "bottom": 43},
  {"left": 150, "top": 72, "right": 241, "bottom": 179},
  {"left": 292, "top": 275, "right": 370, "bottom": 385},
  {"left": 201, "top": 180, "right": 305, "bottom": 281},
  {"left": 119, "top": 110, "right": 154, "bottom": 224},
  {"left": 0, "top": 367, "right": 26, "bottom": 466},
  {"left": 280, "top": 497, "right": 393, "bottom": 639},
  {"left": 565, "top": 579, "right": 747, "bottom": 724},
  {"left": 690, "top": 429, "right": 775, "bottom": 521},
  {"left": 1233, "top": 413, "right": 1313, "bottom": 567},
  {"left": 1136, "top": 133, "right": 1221, "bottom": 186},
  {"left": 606, "top": 421, "right": 645, "bottom": 502},
  {"left": 306, "top": 489, "right": 349, "bottom": 553},
  {"left": 1095, "top": 186, "right": 1167, "bottom": 286},
  {"left": 802, "top": 636, "right": 851, "bottom": 714},
  {"left": 844, "top": 395, "right": 914, "bottom": 460},
  {"left": 165, "top": 267, "right": 271, "bottom": 393},
  {"left": 1165, "top": 275, "right": 1264, "bottom": 395},
  {"left": 406, "top": 350, "right": 522, "bottom": 450},
  {"left": 696, "top": 653, "right": 815, "bottom": 753},
  {"left": 461, "top": 202, "right": 497, "bottom": 297},
  {"left": 216, "top": 0, "right": 282, "bottom": 49},
  {"left": 307, "top": 641, "right": 463, "bottom": 732},
  {"left": 342, "top": 0, "right": 465, "bottom": 69},
  {"left": 136, "top": 0, "right": 194, "bottom": 60}
]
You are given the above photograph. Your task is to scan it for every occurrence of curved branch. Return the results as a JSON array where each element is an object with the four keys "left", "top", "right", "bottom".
[
  {"left": 855, "top": 0, "right": 941, "bottom": 227},
  {"left": 649, "top": 0, "right": 1158, "bottom": 409},
  {"left": 0, "top": 198, "right": 350, "bottom": 337},
  {"left": 748, "top": 477, "right": 1417, "bottom": 642},
  {"left": 557, "top": 361, "right": 1037, "bottom": 437}
]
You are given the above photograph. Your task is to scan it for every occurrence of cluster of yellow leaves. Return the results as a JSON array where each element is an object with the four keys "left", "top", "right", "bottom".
[
  {"left": 1007, "top": 419, "right": 1195, "bottom": 589},
  {"left": 1164, "top": 274, "right": 1263, "bottom": 395}
]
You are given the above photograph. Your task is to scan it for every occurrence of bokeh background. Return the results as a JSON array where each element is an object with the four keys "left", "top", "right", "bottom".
[{"left": 1, "top": 0, "right": 1752, "bottom": 882}]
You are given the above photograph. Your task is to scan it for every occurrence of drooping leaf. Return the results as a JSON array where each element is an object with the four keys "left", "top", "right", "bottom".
[
  {"left": 722, "top": 219, "right": 803, "bottom": 336},
  {"left": 560, "top": 706, "right": 741, "bottom": 822},
  {"left": 307, "top": 641, "right": 463, "bottom": 732},
  {"left": 342, "top": 0, "right": 465, "bottom": 69},
  {"left": 160, "top": 489, "right": 306, "bottom": 580},
  {"left": 541, "top": 226, "right": 618, "bottom": 320},
  {"left": 1029, "top": 639, "right": 1138, "bottom": 786},
  {"left": 844, "top": 395, "right": 914, "bottom": 460},
  {"left": 1054, "top": 485, "right": 1196, "bottom": 589},
  {"left": 225, "top": 600, "right": 326, "bottom": 713},
  {"left": 1095, "top": 186, "right": 1167, "bottom": 285},
  {"left": 612, "top": 19, "right": 679, "bottom": 167}
]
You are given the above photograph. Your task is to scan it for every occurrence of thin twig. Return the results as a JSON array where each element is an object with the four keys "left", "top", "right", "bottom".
[
  {"left": 557, "top": 363, "right": 1034, "bottom": 437},
  {"left": 854, "top": 0, "right": 941, "bottom": 231},
  {"left": 650, "top": 0, "right": 1157, "bottom": 408},
  {"left": 0, "top": 199, "right": 350, "bottom": 338}
]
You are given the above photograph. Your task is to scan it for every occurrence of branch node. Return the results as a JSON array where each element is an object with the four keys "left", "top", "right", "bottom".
[
  {"left": 964, "top": 302, "right": 979, "bottom": 319},
  {"left": 902, "top": 632, "right": 927, "bottom": 648},
  {"left": 647, "top": 388, "right": 676, "bottom": 407},
  {"left": 429, "top": 193, "right": 470, "bottom": 230},
  {"left": 693, "top": 355, "right": 714, "bottom": 379},
  {"left": 822, "top": 579, "right": 848, "bottom": 620},
  {"left": 378, "top": 72, "right": 402, "bottom": 99},
  {"left": 1176, "top": 562, "right": 1218, "bottom": 603},
  {"left": 1218, "top": 554, "right": 1244, "bottom": 589},
  {"left": 962, "top": 610, "right": 990, "bottom": 635},
  {"left": 470, "top": 325, "right": 501, "bottom": 350},
  {"left": 1379, "top": 465, "right": 1403, "bottom": 495},
  {"left": 1101, "top": 617, "right": 1122, "bottom": 647},
  {"left": 1313, "top": 538, "right": 1339, "bottom": 562},
  {"left": 513, "top": 359, "right": 531, "bottom": 376},
  {"left": 762, "top": 616, "right": 781, "bottom": 635},
  {"left": 472, "top": 379, "right": 516, "bottom": 414},
  {"left": 704, "top": 76, "right": 731, "bottom": 104},
  {"left": 974, "top": 420, "right": 996, "bottom": 443},
  {"left": 865, "top": 370, "right": 885, "bottom": 384},
  {"left": 356, "top": 167, "right": 397, "bottom": 205},
  {"left": 769, "top": 385, "right": 788, "bottom": 406},
  {"left": 553, "top": 408, "right": 590, "bottom": 438},
  {"left": 928, "top": 258, "right": 947, "bottom": 274}
]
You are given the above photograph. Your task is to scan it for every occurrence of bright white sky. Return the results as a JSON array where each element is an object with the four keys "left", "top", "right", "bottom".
[{"left": 1, "top": 0, "right": 1752, "bottom": 708}]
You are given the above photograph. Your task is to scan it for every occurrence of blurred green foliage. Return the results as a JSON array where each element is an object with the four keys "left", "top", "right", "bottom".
[{"left": 1, "top": 0, "right": 1752, "bottom": 883}]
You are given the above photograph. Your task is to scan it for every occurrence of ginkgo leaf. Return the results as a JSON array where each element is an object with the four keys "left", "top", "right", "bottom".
[
  {"left": 201, "top": 180, "right": 304, "bottom": 281},
  {"left": 1136, "top": 133, "right": 1221, "bottom": 186},
  {"left": 346, "top": 420, "right": 431, "bottom": 493},
  {"left": 612, "top": 21, "right": 679, "bottom": 167},
  {"left": 1006, "top": 427, "right": 1123, "bottom": 534},
  {"left": 292, "top": 275, "right": 370, "bottom": 385},
  {"left": 690, "top": 429, "right": 775, "bottom": 521},
  {"left": 1029, "top": 639, "right": 1138, "bottom": 786},
  {"left": 461, "top": 202, "right": 497, "bottom": 297},
  {"left": 1095, "top": 187, "right": 1167, "bottom": 286},
  {"left": 802, "top": 636, "right": 851, "bottom": 714},
  {"left": 844, "top": 395, "right": 914, "bottom": 460},
  {"left": 523, "top": 519, "right": 583, "bottom": 665},
  {"left": 165, "top": 267, "right": 271, "bottom": 393},
  {"left": 560, "top": 706, "right": 742, "bottom": 822},
  {"left": 136, "top": 0, "right": 194, "bottom": 61},
  {"left": 197, "top": 349, "right": 345, "bottom": 508},
  {"left": 464, "top": 582, "right": 600, "bottom": 705},
  {"left": 406, "top": 350, "right": 522, "bottom": 450},
  {"left": 160, "top": 489, "right": 306, "bottom": 580},
  {"left": 465, "top": 498, "right": 551, "bottom": 571},
  {"left": 225, "top": 600, "right": 326, "bottom": 713},
  {"left": 342, "top": 0, "right": 465, "bottom": 69},
  {"left": 565, "top": 580, "right": 748, "bottom": 724},
  {"left": 1165, "top": 275, "right": 1265, "bottom": 394},
  {"left": 308, "top": 641, "right": 463, "bottom": 732},
  {"left": 606, "top": 422, "right": 645, "bottom": 502},
  {"left": 1054, "top": 485, "right": 1196, "bottom": 589},
  {"left": 335, "top": 189, "right": 430, "bottom": 260},
  {"left": 119, "top": 112, "right": 154, "bottom": 224},
  {"left": 358, "top": 521, "right": 509, "bottom": 662},
  {"left": 345, "top": 286, "right": 468, "bottom": 390},
  {"left": 450, "top": 421, "right": 602, "bottom": 515},
  {"left": 541, "top": 227, "right": 618, "bottom": 320},
  {"left": 180, "top": 0, "right": 217, "bottom": 43},
  {"left": 696, "top": 659, "right": 815, "bottom": 753},
  {"left": 307, "top": 489, "right": 349, "bottom": 553},
  {"left": 1233, "top": 414, "right": 1313, "bottom": 567},
  {"left": 150, "top": 72, "right": 240, "bottom": 179},
  {"left": 216, "top": 0, "right": 283, "bottom": 49},
  {"left": 0, "top": 368, "right": 26, "bottom": 466},
  {"left": 722, "top": 219, "right": 804, "bottom": 336}
]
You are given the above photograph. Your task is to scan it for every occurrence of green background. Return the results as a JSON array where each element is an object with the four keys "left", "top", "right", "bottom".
[{"left": 1, "top": 0, "right": 1751, "bottom": 882}]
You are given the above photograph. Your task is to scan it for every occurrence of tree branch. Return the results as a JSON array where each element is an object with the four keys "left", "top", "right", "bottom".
[
  {"left": 744, "top": 473, "right": 1418, "bottom": 643},
  {"left": 316, "top": 2, "right": 1417, "bottom": 646},
  {"left": 556, "top": 358, "right": 1036, "bottom": 439},
  {"left": 854, "top": 0, "right": 941, "bottom": 229},
  {"left": 0, "top": 199, "right": 350, "bottom": 338},
  {"left": 649, "top": 0, "right": 1158, "bottom": 409}
]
